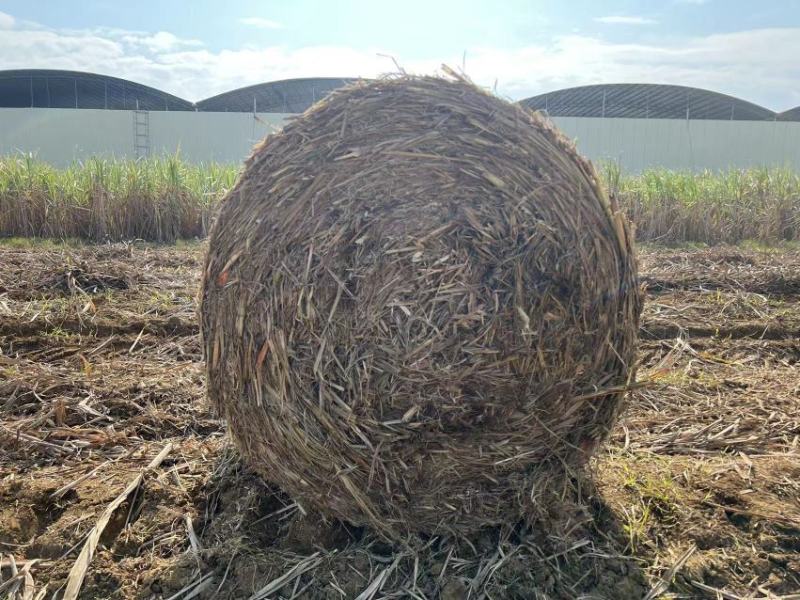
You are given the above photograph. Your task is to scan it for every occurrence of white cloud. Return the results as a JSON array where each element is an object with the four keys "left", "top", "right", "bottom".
[
  {"left": 240, "top": 17, "right": 284, "bottom": 30},
  {"left": 0, "top": 20, "right": 798, "bottom": 111},
  {"left": 594, "top": 16, "right": 658, "bottom": 25},
  {"left": 121, "top": 31, "right": 202, "bottom": 52},
  {"left": 676, "top": 0, "right": 710, "bottom": 4},
  {"left": 0, "top": 10, "right": 15, "bottom": 29}
]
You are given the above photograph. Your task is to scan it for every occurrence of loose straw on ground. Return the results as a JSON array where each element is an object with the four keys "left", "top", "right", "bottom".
[{"left": 63, "top": 443, "right": 172, "bottom": 600}]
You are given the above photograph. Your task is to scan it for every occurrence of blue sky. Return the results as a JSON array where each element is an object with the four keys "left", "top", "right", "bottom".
[{"left": 1, "top": 0, "right": 798, "bottom": 109}]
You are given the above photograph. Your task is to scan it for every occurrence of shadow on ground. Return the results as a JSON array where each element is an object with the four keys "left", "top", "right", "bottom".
[{"left": 144, "top": 447, "right": 648, "bottom": 600}]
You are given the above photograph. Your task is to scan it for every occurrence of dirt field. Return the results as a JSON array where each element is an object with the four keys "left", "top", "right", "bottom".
[{"left": 1, "top": 242, "right": 798, "bottom": 599}]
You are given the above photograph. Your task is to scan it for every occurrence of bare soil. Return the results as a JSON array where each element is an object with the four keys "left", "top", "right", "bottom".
[{"left": 1, "top": 242, "right": 798, "bottom": 599}]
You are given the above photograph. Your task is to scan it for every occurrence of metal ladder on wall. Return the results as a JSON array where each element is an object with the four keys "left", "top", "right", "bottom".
[{"left": 133, "top": 110, "right": 150, "bottom": 159}]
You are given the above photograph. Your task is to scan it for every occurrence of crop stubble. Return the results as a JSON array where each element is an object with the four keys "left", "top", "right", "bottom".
[{"left": 0, "top": 243, "right": 798, "bottom": 598}]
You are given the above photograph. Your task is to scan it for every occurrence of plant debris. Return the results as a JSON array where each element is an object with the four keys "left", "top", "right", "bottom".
[{"left": 0, "top": 241, "right": 798, "bottom": 599}]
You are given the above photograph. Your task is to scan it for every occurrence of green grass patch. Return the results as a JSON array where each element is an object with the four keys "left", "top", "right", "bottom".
[
  {"left": 2, "top": 155, "right": 798, "bottom": 245},
  {"left": 604, "top": 162, "right": 800, "bottom": 245},
  {"left": 0, "top": 154, "right": 239, "bottom": 243}
]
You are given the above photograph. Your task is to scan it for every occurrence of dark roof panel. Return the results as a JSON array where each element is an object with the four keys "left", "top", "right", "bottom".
[
  {"left": 777, "top": 106, "right": 800, "bottom": 121},
  {"left": 196, "top": 77, "right": 356, "bottom": 113},
  {"left": 0, "top": 72, "right": 790, "bottom": 121},
  {"left": 520, "top": 84, "right": 776, "bottom": 121},
  {"left": 0, "top": 69, "right": 194, "bottom": 111}
]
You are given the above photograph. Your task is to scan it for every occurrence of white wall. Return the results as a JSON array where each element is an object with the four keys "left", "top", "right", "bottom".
[
  {"left": 1, "top": 108, "right": 798, "bottom": 172},
  {"left": 148, "top": 111, "right": 288, "bottom": 163},
  {"left": 0, "top": 108, "right": 290, "bottom": 166},
  {"left": 0, "top": 108, "right": 133, "bottom": 161},
  {"left": 551, "top": 116, "right": 800, "bottom": 172}
]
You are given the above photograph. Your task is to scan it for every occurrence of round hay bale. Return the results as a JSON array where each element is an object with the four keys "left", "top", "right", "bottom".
[{"left": 200, "top": 75, "right": 641, "bottom": 536}]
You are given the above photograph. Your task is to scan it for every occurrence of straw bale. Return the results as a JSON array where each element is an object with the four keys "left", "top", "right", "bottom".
[{"left": 200, "top": 74, "right": 641, "bottom": 536}]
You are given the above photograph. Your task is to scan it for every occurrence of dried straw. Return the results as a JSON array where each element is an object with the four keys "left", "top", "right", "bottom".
[{"left": 200, "top": 74, "right": 641, "bottom": 536}]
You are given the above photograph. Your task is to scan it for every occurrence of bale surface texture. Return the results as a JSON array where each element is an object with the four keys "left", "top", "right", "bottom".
[{"left": 201, "top": 75, "right": 641, "bottom": 536}]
